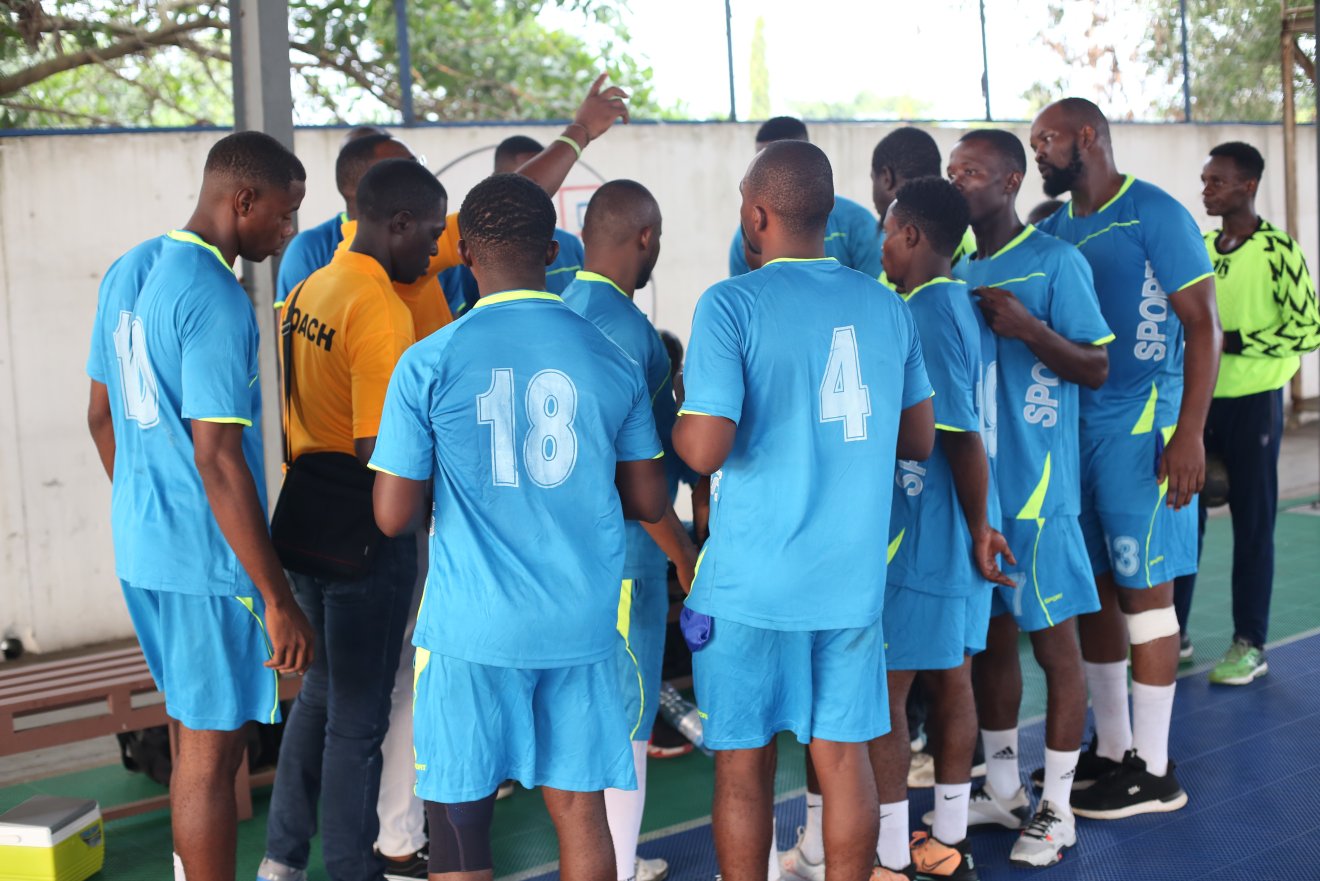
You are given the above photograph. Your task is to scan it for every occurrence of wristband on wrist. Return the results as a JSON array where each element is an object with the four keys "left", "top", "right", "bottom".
[{"left": 554, "top": 135, "right": 584, "bottom": 159}]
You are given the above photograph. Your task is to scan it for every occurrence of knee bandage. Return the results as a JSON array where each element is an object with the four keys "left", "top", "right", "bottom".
[
  {"left": 426, "top": 794, "right": 496, "bottom": 873},
  {"left": 1125, "top": 607, "right": 1180, "bottom": 645}
]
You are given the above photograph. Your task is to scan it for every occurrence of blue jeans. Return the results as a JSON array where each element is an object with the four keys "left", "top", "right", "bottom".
[{"left": 264, "top": 535, "right": 416, "bottom": 881}]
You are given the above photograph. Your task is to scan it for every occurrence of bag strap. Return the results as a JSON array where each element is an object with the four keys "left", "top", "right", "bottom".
[{"left": 280, "top": 280, "right": 309, "bottom": 468}]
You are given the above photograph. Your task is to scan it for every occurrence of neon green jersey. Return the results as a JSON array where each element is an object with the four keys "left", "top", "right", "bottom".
[{"left": 1206, "top": 219, "right": 1320, "bottom": 398}]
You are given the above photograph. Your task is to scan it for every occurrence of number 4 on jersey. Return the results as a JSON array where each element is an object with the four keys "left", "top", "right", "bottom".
[{"left": 819, "top": 325, "right": 871, "bottom": 441}]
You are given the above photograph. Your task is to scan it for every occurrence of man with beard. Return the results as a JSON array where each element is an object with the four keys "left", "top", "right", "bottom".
[{"left": 1030, "top": 98, "right": 1221, "bottom": 819}]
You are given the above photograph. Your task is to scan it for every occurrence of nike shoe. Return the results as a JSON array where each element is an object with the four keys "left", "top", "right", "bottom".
[
  {"left": 908, "top": 751, "right": 935, "bottom": 788},
  {"left": 923, "top": 783, "right": 1030, "bottom": 830},
  {"left": 636, "top": 856, "right": 670, "bottom": 881},
  {"left": 1208, "top": 639, "right": 1268, "bottom": 685},
  {"left": 256, "top": 859, "right": 306, "bottom": 881},
  {"left": 1030, "top": 736, "right": 1119, "bottom": 791},
  {"left": 1008, "top": 801, "right": 1075, "bottom": 868},
  {"left": 780, "top": 826, "right": 824, "bottom": 881},
  {"left": 910, "top": 832, "right": 978, "bottom": 880},
  {"left": 1070, "top": 750, "right": 1188, "bottom": 820},
  {"left": 381, "top": 849, "right": 428, "bottom": 881}
]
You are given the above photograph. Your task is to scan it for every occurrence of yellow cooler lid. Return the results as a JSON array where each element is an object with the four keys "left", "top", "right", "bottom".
[{"left": 0, "top": 796, "right": 100, "bottom": 848}]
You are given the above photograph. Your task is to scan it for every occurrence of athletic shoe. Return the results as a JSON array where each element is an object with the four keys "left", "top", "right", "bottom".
[
  {"left": 256, "top": 859, "right": 306, "bottom": 881},
  {"left": 910, "top": 832, "right": 978, "bottom": 880},
  {"left": 496, "top": 780, "right": 516, "bottom": 800},
  {"left": 1008, "top": 801, "right": 1075, "bottom": 868},
  {"left": 923, "top": 783, "right": 1030, "bottom": 830},
  {"left": 1070, "top": 750, "right": 1188, "bottom": 820},
  {"left": 779, "top": 826, "right": 825, "bottom": 881},
  {"left": 381, "top": 850, "right": 428, "bottom": 881},
  {"left": 1029, "top": 737, "right": 1119, "bottom": 791},
  {"left": 1208, "top": 638, "right": 1268, "bottom": 685},
  {"left": 636, "top": 856, "right": 670, "bottom": 881},
  {"left": 1179, "top": 632, "right": 1194, "bottom": 662},
  {"left": 908, "top": 751, "right": 935, "bottom": 788},
  {"left": 648, "top": 717, "right": 695, "bottom": 758},
  {"left": 871, "top": 866, "right": 917, "bottom": 881}
]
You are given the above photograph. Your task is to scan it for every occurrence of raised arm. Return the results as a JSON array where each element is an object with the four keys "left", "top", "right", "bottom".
[{"left": 515, "top": 73, "right": 630, "bottom": 197}]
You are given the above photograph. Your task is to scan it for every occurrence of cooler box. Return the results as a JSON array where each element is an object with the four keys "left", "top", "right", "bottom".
[{"left": 0, "top": 797, "right": 104, "bottom": 881}]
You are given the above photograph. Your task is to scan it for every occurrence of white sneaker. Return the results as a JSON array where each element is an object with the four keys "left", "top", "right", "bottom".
[
  {"left": 779, "top": 826, "right": 825, "bottom": 881},
  {"left": 1009, "top": 801, "right": 1076, "bottom": 868},
  {"left": 636, "top": 856, "right": 669, "bottom": 881},
  {"left": 907, "top": 751, "right": 935, "bottom": 788},
  {"left": 923, "top": 783, "right": 1031, "bottom": 829}
]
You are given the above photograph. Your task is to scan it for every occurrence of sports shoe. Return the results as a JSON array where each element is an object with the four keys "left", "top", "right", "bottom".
[
  {"left": 1208, "top": 638, "right": 1268, "bottom": 685},
  {"left": 908, "top": 750, "right": 935, "bottom": 788},
  {"left": 780, "top": 826, "right": 824, "bottom": 881},
  {"left": 496, "top": 779, "right": 516, "bottom": 799},
  {"left": 1008, "top": 801, "right": 1075, "bottom": 868},
  {"left": 1070, "top": 750, "right": 1188, "bottom": 820},
  {"left": 256, "top": 859, "right": 306, "bottom": 881},
  {"left": 871, "top": 866, "right": 916, "bottom": 881},
  {"left": 910, "top": 832, "right": 978, "bottom": 880},
  {"left": 923, "top": 783, "right": 1030, "bottom": 829},
  {"left": 381, "top": 849, "right": 428, "bottom": 881},
  {"left": 1178, "top": 632, "right": 1194, "bottom": 663},
  {"left": 648, "top": 716, "right": 695, "bottom": 758},
  {"left": 1029, "top": 736, "right": 1119, "bottom": 791},
  {"left": 636, "top": 856, "right": 670, "bottom": 881}
]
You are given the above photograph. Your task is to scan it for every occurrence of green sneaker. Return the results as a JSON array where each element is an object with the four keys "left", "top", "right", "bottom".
[{"left": 1208, "top": 639, "right": 1268, "bottom": 685}]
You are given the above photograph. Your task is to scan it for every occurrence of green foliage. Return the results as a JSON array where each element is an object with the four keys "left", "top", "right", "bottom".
[{"left": 789, "top": 90, "right": 933, "bottom": 121}]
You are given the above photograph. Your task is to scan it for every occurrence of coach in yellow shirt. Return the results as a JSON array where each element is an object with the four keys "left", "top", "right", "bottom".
[{"left": 261, "top": 159, "right": 447, "bottom": 881}]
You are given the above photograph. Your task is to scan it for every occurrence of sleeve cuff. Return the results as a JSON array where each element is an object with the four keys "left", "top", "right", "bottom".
[
  {"left": 677, "top": 401, "right": 741, "bottom": 424},
  {"left": 1174, "top": 271, "right": 1215, "bottom": 293},
  {"left": 193, "top": 416, "right": 253, "bottom": 427}
]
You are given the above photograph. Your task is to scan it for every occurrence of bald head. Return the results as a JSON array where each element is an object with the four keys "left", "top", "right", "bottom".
[
  {"left": 582, "top": 179, "right": 661, "bottom": 247},
  {"left": 742, "top": 140, "right": 834, "bottom": 237},
  {"left": 1042, "top": 97, "right": 1111, "bottom": 143}
]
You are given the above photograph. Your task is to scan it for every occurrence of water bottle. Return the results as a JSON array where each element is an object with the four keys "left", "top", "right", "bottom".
[{"left": 658, "top": 682, "right": 712, "bottom": 756}]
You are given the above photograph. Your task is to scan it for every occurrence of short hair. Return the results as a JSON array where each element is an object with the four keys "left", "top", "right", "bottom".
[
  {"left": 458, "top": 173, "right": 557, "bottom": 267},
  {"left": 957, "top": 129, "right": 1027, "bottom": 174},
  {"left": 1051, "top": 97, "right": 1111, "bottom": 141},
  {"left": 336, "top": 133, "right": 401, "bottom": 196},
  {"left": 1209, "top": 141, "right": 1265, "bottom": 181},
  {"left": 204, "top": 131, "right": 305, "bottom": 189},
  {"left": 582, "top": 179, "right": 660, "bottom": 246},
  {"left": 871, "top": 127, "right": 941, "bottom": 182},
  {"left": 890, "top": 177, "right": 970, "bottom": 258},
  {"left": 494, "top": 135, "right": 545, "bottom": 171},
  {"left": 755, "top": 116, "right": 809, "bottom": 144},
  {"left": 342, "top": 125, "right": 388, "bottom": 146},
  {"left": 745, "top": 140, "right": 834, "bottom": 237},
  {"left": 357, "top": 159, "right": 447, "bottom": 224}
]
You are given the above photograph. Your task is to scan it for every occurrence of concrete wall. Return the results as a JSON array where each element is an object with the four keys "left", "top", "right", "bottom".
[{"left": 1, "top": 121, "right": 1316, "bottom": 652}]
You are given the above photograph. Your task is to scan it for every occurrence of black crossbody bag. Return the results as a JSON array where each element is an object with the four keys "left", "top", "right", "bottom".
[{"left": 269, "top": 281, "right": 384, "bottom": 581}]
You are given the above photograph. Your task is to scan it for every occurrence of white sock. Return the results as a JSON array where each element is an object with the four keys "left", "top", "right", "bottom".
[
  {"left": 932, "top": 782, "right": 971, "bottom": 844},
  {"left": 1131, "top": 680, "right": 1175, "bottom": 777},
  {"left": 173, "top": 852, "right": 186, "bottom": 881},
  {"left": 877, "top": 800, "right": 910, "bottom": 870},
  {"left": 800, "top": 790, "right": 824, "bottom": 863},
  {"left": 980, "top": 727, "right": 1020, "bottom": 798},
  {"left": 1041, "top": 748, "right": 1080, "bottom": 816},
  {"left": 604, "top": 741, "right": 649, "bottom": 881},
  {"left": 1085, "top": 660, "right": 1131, "bottom": 762},
  {"left": 768, "top": 815, "right": 779, "bottom": 878}
]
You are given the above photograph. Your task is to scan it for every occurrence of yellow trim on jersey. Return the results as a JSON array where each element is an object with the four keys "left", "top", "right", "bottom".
[
  {"left": 471, "top": 290, "right": 563, "bottom": 309},
  {"left": 1075, "top": 220, "right": 1141, "bottom": 250},
  {"left": 677, "top": 408, "right": 714, "bottom": 417},
  {"left": 412, "top": 647, "right": 431, "bottom": 771},
  {"left": 195, "top": 416, "right": 253, "bottom": 426},
  {"left": 168, "top": 230, "right": 236, "bottom": 274},
  {"left": 991, "top": 224, "right": 1038, "bottom": 259},
  {"left": 1130, "top": 383, "right": 1158, "bottom": 435},
  {"left": 1030, "top": 517, "right": 1055, "bottom": 628},
  {"left": 616, "top": 579, "right": 646, "bottom": 739},
  {"left": 1092, "top": 333, "right": 1117, "bottom": 346},
  {"left": 234, "top": 597, "right": 280, "bottom": 724},
  {"left": 765, "top": 256, "right": 838, "bottom": 266},
  {"left": 983, "top": 272, "right": 1047, "bottom": 288},
  {"left": 693, "top": 545, "right": 708, "bottom": 580},
  {"left": 575, "top": 270, "right": 630, "bottom": 298},
  {"left": 1174, "top": 271, "right": 1214, "bottom": 293},
  {"left": 902, "top": 276, "right": 963, "bottom": 302},
  {"left": 1016, "top": 452, "right": 1052, "bottom": 521},
  {"left": 887, "top": 529, "right": 905, "bottom": 564},
  {"left": 650, "top": 452, "right": 665, "bottom": 459},
  {"left": 1071, "top": 175, "right": 1136, "bottom": 218},
  {"left": 367, "top": 463, "right": 402, "bottom": 477},
  {"left": 935, "top": 423, "right": 968, "bottom": 432}
]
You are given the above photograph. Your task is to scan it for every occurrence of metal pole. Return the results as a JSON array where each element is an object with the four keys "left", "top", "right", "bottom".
[
  {"left": 394, "top": 0, "right": 415, "bottom": 126},
  {"left": 978, "top": 0, "right": 991, "bottom": 121},
  {"left": 1314, "top": 0, "right": 1319, "bottom": 507},
  {"left": 1179, "top": 0, "right": 1193, "bottom": 121},
  {"left": 724, "top": 0, "right": 737, "bottom": 121}
]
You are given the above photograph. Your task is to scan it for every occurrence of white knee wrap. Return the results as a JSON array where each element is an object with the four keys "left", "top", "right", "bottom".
[{"left": 1125, "top": 607, "right": 1180, "bottom": 645}]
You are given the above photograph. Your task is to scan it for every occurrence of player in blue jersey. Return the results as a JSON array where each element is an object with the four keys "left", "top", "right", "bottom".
[
  {"left": 950, "top": 130, "right": 1113, "bottom": 867},
  {"left": 369, "top": 174, "right": 667, "bottom": 881},
  {"left": 85, "top": 132, "right": 314, "bottom": 881},
  {"left": 562, "top": 179, "right": 699, "bottom": 881},
  {"left": 1032, "top": 99, "right": 1222, "bottom": 819},
  {"left": 438, "top": 135, "right": 586, "bottom": 316},
  {"left": 728, "top": 117, "right": 881, "bottom": 278},
  {"left": 871, "top": 127, "right": 977, "bottom": 271},
  {"left": 870, "top": 177, "right": 1014, "bottom": 881},
  {"left": 675, "top": 140, "right": 935, "bottom": 881}
]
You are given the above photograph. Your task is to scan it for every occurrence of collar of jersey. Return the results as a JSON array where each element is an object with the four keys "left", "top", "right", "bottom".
[
  {"left": 981, "top": 224, "right": 1037, "bottom": 260},
  {"left": 1070, "top": 174, "right": 1135, "bottom": 218},
  {"left": 903, "top": 276, "right": 963, "bottom": 301},
  {"left": 167, "top": 230, "right": 236, "bottom": 275},
  {"left": 764, "top": 256, "right": 838, "bottom": 267},
  {"left": 472, "top": 290, "right": 562, "bottom": 309},
  {"left": 575, "top": 270, "right": 630, "bottom": 298}
]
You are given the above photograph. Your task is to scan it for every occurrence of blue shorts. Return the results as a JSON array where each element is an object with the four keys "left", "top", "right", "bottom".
[
  {"left": 692, "top": 617, "right": 888, "bottom": 749},
  {"left": 412, "top": 649, "right": 636, "bottom": 803},
  {"left": 1080, "top": 426, "right": 1198, "bottom": 588},
  {"left": 883, "top": 583, "right": 991, "bottom": 670},
  {"left": 990, "top": 516, "right": 1100, "bottom": 631},
  {"left": 617, "top": 572, "right": 668, "bottom": 742},
  {"left": 121, "top": 581, "right": 280, "bottom": 731}
]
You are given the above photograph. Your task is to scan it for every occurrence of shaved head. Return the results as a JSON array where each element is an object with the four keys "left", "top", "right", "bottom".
[
  {"left": 582, "top": 179, "right": 661, "bottom": 247},
  {"left": 1043, "top": 97, "right": 1111, "bottom": 143},
  {"left": 742, "top": 140, "right": 834, "bottom": 237}
]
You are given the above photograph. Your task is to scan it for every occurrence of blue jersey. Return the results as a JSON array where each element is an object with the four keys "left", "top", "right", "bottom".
[
  {"left": 369, "top": 290, "right": 662, "bottom": 668},
  {"left": 276, "top": 212, "right": 345, "bottom": 307},
  {"left": 86, "top": 232, "right": 267, "bottom": 595},
  {"left": 562, "top": 271, "right": 676, "bottom": 577},
  {"left": 729, "top": 196, "right": 881, "bottom": 278},
  {"left": 956, "top": 225, "right": 1113, "bottom": 520},
  {"left": 887, "top": 278, "right": 986, "bottom": 597},
  {"left": 1037, "top": 177, "right": 1212, "bottom": 433},
  {"left": 682, "top": 258, "right": 932, "bottom": 631},
  {"left": 439, "top": 228, "right": 585, "bottom": 317}
]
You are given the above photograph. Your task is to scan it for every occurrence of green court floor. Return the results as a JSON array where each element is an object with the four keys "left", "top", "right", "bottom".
[{"left": 3, "top": 504, "right": 1317, "bottom": 879}]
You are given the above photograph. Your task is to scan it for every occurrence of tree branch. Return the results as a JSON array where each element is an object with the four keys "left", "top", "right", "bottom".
[{"left": 0, "top": 98, "right": 118, "bottom": 126}]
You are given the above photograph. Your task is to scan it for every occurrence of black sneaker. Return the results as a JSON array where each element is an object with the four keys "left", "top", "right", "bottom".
[
  {"left": 381, "top": 849, "right": 428, "bottom": 881},
  {"left": 1070, "top": 750, "right": 1188, "bottom": 820},
  {"left": 1029, "top": 736, "right": 1120, "bottom": 791}
]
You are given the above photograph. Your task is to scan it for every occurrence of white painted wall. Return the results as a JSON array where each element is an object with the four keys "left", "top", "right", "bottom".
[{"left": 1, "top": 121, "right": 1315, "bottom": 652}]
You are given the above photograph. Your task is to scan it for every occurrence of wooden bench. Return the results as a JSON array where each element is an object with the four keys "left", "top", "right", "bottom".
[{"left": 0, "top": 643, "right": 299, "bottom": 821}]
